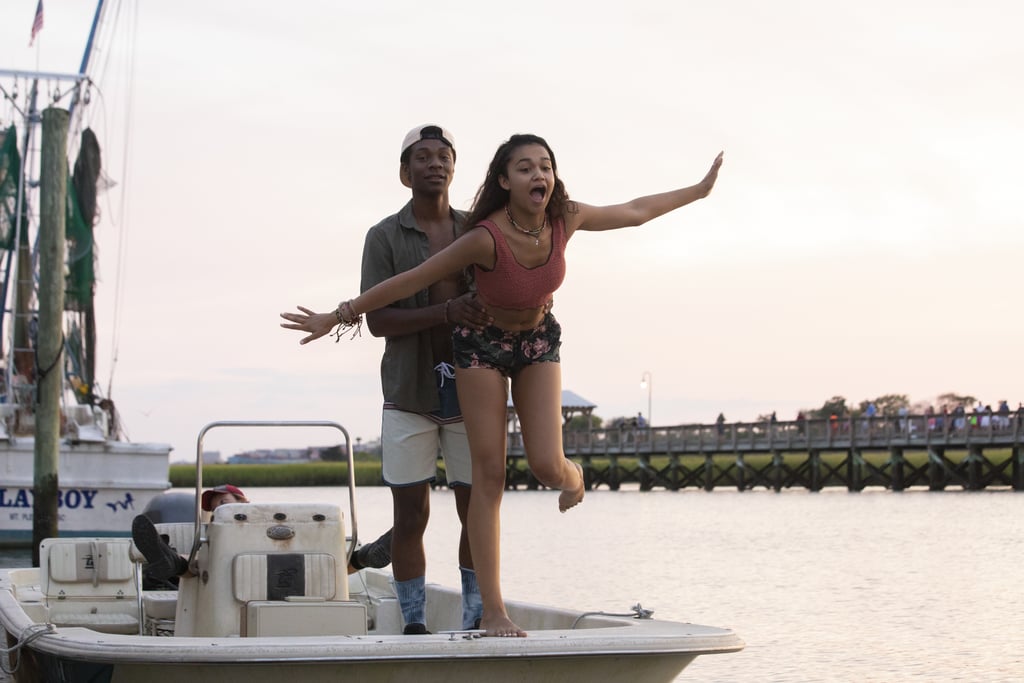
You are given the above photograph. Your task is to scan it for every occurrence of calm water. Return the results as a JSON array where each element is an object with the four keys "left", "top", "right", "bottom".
[{"left": 4, "top": 485, "right": 1022, "bottom": 682}]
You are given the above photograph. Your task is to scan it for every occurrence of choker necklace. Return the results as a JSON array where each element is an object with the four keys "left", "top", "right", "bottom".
[{"left": 505, "top": 205, "right": 547, "bottom": 245}]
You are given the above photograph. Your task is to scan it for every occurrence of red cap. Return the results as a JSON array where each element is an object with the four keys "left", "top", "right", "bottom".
[{"left": 201, "top": 484, "right": 247, "bottom": 511}]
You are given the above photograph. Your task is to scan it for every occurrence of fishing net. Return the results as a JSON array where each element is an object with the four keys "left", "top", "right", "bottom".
[
  {"left": 66, "top": 128, "right": 99, "bottom": 312},
  {"left": 0, "top": 125, "right": 20, "bottom": 251}
]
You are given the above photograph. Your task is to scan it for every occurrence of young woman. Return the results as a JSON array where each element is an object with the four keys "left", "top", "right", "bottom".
[{"left": 281, "top": 134, "right": 723, "bottom": 637}]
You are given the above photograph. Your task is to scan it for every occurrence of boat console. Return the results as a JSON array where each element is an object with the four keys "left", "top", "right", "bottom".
[{"left": 173, "top": 501, "right": 365, "bottom": 638}]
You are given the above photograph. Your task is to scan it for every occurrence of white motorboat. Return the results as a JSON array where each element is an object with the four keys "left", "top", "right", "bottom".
[{"left": 0, "top": 420, "right": 743, "bottom": 681}]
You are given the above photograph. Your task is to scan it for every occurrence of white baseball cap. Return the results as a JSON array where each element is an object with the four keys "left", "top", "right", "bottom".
[{"left": 400, "top": 124, "right": 455, "bottom": 161}]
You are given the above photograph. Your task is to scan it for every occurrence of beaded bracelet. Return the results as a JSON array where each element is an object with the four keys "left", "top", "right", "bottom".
[{"left": 332, "top": 300, "right": 363, "bottom": 342}]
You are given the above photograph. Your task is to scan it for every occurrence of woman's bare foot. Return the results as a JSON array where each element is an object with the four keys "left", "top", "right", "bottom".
[
  {"left": 480, "top": 613, "right": 527, "bottom": 638},
  {"left": 559, "top": 460, "right": 585, "bottom": 512}
]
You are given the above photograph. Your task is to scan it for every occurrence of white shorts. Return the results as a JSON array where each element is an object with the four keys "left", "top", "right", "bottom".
[{"left": 380, "top": 410, "right": 472, "bottom": 487}]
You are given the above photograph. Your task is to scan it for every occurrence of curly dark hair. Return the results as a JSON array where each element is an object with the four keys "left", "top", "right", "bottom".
[{"left": 462, "top": 134, "right": 572, "bottom": 234}]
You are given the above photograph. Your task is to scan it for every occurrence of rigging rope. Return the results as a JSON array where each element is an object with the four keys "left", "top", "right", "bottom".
[{"left": 102, "top": 0, "right": 139, "bottom": 408}]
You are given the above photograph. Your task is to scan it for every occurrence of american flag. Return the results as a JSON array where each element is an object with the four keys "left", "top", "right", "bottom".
[{"left": 29, "top": 0, "right": 44, "bottom": 46}]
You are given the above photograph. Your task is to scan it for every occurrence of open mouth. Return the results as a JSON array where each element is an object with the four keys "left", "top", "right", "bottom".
[{"left": 530, "top": 187, "right": 546, "bottom": 201}]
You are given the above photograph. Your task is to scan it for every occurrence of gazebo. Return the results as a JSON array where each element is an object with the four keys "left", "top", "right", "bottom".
[{"left": 506, "top": 389, "right": 597, "bottom": 435}]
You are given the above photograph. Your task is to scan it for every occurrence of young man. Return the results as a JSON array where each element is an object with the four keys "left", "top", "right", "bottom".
[{"left": 360, "top": 125, "right": 491, "bottom": 633}]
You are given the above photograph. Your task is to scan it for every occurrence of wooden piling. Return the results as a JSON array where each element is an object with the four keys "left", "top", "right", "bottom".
[
  {"left": 1014, "top": 446, "right": 1022, "bottom": 491},
  {"left": 967, "top": 446, "right": 983, "bottom": 491},
  {"left": 928, "top": 447, "right": 946, "bottom": 491},
  {"left": 890, "top": 447, "right": 905, "bottom": 491},
  {"left": 32, "top": 107, "right": 69, "bottom": 564}
]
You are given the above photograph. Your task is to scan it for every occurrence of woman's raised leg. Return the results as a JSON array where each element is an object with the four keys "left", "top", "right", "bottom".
[{"left": 512, "top": 362, "right": 584, "bottom": 511}]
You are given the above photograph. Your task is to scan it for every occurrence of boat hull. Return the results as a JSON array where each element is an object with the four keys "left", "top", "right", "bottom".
[
  {"left": 0, "top": 567, "right": 742, "bottom": 682},
  {"left": 0, "top": 439, "right": 170, "bottom": 547},
  {"left": 13, "top": 649, "right": 702, "bottom": 683}
]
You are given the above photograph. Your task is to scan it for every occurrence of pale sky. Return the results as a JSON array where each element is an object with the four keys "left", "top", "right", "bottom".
[{"left": 2, "top": 1, "right": 1021, "bottom": 462}]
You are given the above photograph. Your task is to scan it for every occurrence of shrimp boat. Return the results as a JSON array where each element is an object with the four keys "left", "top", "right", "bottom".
[
  {"left": 0, "top": 421, "right": 743, "bottom": 681},
  {"left": 0, "top": 2, "right": 172, "bottom": 548}
]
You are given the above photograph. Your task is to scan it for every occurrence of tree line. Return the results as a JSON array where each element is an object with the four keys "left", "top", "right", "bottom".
[{"left": 568, "top": 391, "right": 1002, "bottom": 431}]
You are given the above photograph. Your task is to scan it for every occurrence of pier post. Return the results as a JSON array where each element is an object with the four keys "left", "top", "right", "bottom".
[
  {"left": 967, "top": 446, "right": 983, "bottom": 491},
  {"left": 1013, "top": 446, "right": 1022, "bottom": 491},
  {"left": 890, "top": 448, "right": 905, "bottom": 491},
  {"left": 608, "top": 454, "right": 620, "bottom": 491},
  {"left": 809, "top": 450, "right": 821, "bottom": 491},
  {"left": 639, "top": 454, "right": 653, "bottom": 491},
  {"left": 928, "top": 447, "right": 946, "bottom": 491},
  {"left": 847, "top": 449, "right": 863, "bottom": 492},
  {"left": 32, "top": 107, "right": 69, "bottom": 563},
  {"left": 772, "top": 451, "right": 784, "bottom": 492}
]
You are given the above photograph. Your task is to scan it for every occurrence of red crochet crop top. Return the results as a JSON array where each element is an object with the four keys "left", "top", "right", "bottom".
[{"left": 472, "top": 216, "right": 567, "bottom": 310}]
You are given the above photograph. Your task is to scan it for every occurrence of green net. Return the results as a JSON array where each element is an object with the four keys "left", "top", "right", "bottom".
[
  {"left": 65, "top": 178, "right": 95, "bottom": 311},
  {"left": 0, "top": 125, "right": 21, "bottom": 251},
  {"left": 0, "top": 123, "right": 95, "bottom": 302},
  {"left": 0, "top": 124, "right": 98, "bottom": 402},
  {"left": 66, "top": 128, "right": 99, "bottom": 312}
]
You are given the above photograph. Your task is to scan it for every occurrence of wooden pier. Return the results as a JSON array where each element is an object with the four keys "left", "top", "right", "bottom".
[{"left": 503, "top": 413, "right": 1024, "bottom": 492}]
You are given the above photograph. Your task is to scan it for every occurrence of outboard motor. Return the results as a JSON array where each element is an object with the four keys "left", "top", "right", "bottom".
[{"left": 141, "top": 492, "right": 196, "bottom": 524}]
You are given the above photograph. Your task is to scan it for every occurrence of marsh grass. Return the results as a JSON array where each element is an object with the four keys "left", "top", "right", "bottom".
[{"left": 172, "top": 449, "right": 1014, "bottom": 490}]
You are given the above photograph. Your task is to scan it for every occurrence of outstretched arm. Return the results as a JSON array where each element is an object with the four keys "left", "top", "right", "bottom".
[
  {"left": 351, "top": 230, "right": 486, "bottom": 315},
  {"left": 280, "top": 228, "right": 491, "bottom": 344},
  {"left": 571, "top": 152, "right": 723, "bottom": 234},
  {"left": 366, "top": 291, "right": 491, "bottom": 338}
]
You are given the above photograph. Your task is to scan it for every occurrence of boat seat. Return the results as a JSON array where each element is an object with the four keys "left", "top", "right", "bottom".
[
  {"left": 232, "top": 551, "right": 368, "bottom": 637},
  {"left": 128, "top": 523, "right": 197, "bottom": 635},
  {"left": 233, "top": 552, "right": 338, "bottom": 602},
  {"left": 9, "top": 568, "right": 43, "bottom": 603},
  {"left": 142, "top": 590, "right": 178, "bottom": 620},
  {"left": 141, "top": 589, "right": 179, "bottom": 636},
  {"left": 156, "top": 522, "right": 198, "bottom": 556},
  {"left": 39, "top": 537, "right": 140, "bottom": 635},
  {"left": 175, "top": 502, "right": 352, "bottom": 637}
]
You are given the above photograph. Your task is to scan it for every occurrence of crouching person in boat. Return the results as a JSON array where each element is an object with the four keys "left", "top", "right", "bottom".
[{"left": 131, "top": 484, "right": 393, "bottom": 589}]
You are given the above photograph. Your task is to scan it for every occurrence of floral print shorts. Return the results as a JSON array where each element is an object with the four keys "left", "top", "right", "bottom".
[{"left": 452, "top": 312, "right": 561, "bottom": 377}]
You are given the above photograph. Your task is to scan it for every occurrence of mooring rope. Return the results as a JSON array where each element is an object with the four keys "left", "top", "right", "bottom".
[
  {"left": 0, "top": 622, "right": 56, "bottom": 675},
  {"left": 570, "top": 603, "right": 654, "bottom": 629}
]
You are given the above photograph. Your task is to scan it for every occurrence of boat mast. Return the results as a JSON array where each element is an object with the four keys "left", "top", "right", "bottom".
[{"left": 69, "top": 0, "right": 108, "bottom": 124}]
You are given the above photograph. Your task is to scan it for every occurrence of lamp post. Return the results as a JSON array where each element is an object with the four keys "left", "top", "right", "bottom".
[{"left": 640, "top": 371, "right": 652, "bottom": 426}]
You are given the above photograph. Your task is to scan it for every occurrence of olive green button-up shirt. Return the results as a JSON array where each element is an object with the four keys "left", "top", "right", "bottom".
[{"left": 359, "top": 201, "right": 467, "bottom": 414}]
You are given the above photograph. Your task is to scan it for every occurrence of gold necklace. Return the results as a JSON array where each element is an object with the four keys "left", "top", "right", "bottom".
[{"left": 505, "top": 205, "right": 546, "bottom": 246}]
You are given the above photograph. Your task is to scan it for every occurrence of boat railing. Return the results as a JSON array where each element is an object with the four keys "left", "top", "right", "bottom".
[{"left": 191, "top": 420, "right": 358, "bottom": 567}]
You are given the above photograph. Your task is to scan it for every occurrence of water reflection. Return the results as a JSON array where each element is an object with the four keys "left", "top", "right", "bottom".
[{"left": 4, "top": 486, "right": 1021, "bottom": 681}]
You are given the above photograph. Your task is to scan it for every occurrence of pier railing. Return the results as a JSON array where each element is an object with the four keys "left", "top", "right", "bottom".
[{"left": 502, "top": 413, "right": 1024, "bottom": 492}]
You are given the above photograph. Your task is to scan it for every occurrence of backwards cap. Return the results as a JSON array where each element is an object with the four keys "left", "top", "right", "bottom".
[
  {"left": 400, "top": 124, "right": 455, "bottom": 161},
  {"left": 201, "top": 484, "right": 247, "bottom": 511}
]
